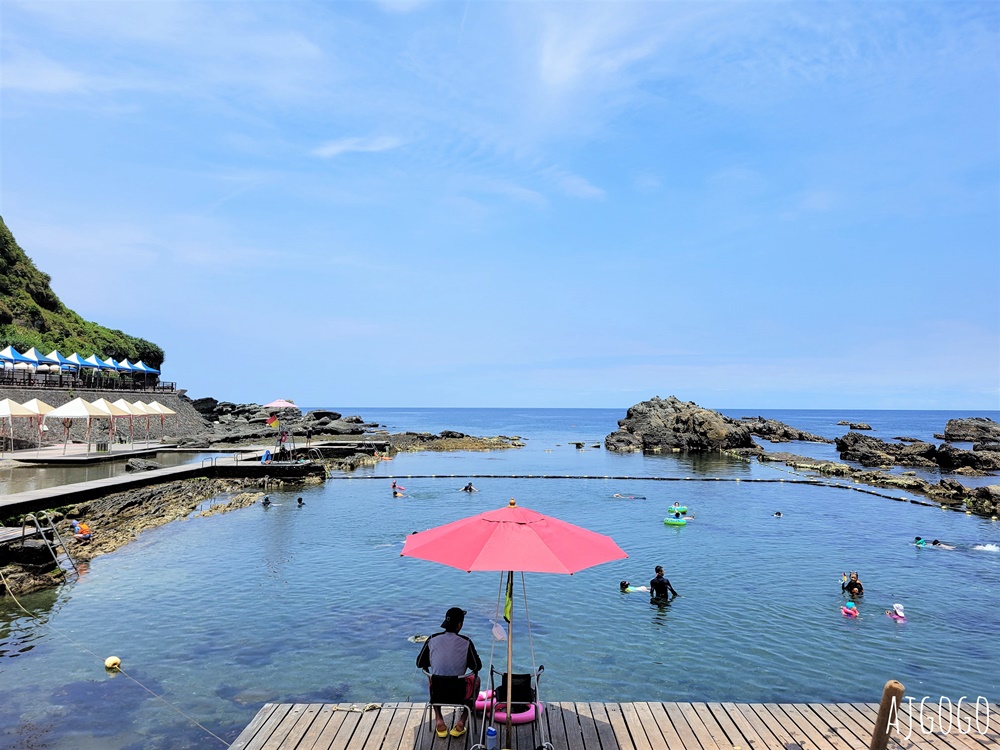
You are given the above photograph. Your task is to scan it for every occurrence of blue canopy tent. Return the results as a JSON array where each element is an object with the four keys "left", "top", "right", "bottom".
[
  {"left": 66, "top": 353, "right": 99, "bottom": 369},
  {"left": 45, "top": 350, "right": 79, "bottom": 370},
  {"left": 21, "top": 348, "right": 61, "bottom": 377},
  {"left": 0, "top": 346, "right": 35, "bottom": 382},
  {"left": 132, "top": 360, "right": 160, "bottom": 390},
  {"left": 133, "top": 360, "right": 160, "bottom": 375}
]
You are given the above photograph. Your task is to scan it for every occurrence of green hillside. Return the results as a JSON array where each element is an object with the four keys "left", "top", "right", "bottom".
[{"left": 0, "top": 216, "right": 164, "bottom": 368}]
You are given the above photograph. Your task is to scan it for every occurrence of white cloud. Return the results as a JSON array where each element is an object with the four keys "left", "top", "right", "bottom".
[
  {"left": 312, "top": 136, "right": 404, "bottom": 159},
  {"left": 0, "top": 48, "right": 92, "bottom": 93},
  {"left": 543, "top": 168, "right": 605, "bottom": 199}
]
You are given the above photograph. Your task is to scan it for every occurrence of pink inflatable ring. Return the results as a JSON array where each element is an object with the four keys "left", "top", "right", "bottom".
[
  {"left": 492, "top": 701, "right": 543, "bottom": 725},
  {"left": 475, "top": 691, "right": 495, "bottom": 712}
]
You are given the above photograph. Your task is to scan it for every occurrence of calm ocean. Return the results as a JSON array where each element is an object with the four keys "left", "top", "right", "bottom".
[{"left": 1, "top": 407, "right": 998, "bottom": 749}]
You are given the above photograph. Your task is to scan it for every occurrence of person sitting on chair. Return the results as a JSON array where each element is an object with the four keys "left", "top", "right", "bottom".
[{"left": 416, "top": 607, "right": 482, "bottom": 738}]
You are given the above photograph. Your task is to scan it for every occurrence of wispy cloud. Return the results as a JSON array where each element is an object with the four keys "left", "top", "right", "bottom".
[
  {"left": 543, "top": 167, "right": 605, "bottom": 199},
  {"left": 312, "top": 136, "right": 404, "bottom": 159},
  {"left": 0, "top": 48, "right": 92, "bottom": 93}
]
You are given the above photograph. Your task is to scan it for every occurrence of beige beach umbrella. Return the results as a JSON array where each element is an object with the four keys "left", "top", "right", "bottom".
[
  {"left": 20, "top": 398, "right": 55, "bottom": 454},
  {"left": 44, "top": 397, "right": 109, "bottom": 454},
  {"left": 90, "top": 398, "right": 131, "bottom": 452},
  {"left": 112, "top": 399, "right": 143, "bottom": 446},
  {"left": 131, "top": 401, "right": 154, "bottom": 447},
  {"left": 146, "top": 401, "right": 177, "bottom": 440},
  {"left": 0, "top": 398, "right": 36, "bottom": 456}
]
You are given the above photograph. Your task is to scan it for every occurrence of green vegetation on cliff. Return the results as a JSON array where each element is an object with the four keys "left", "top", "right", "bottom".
[{"left": 0, "top": 216, "right": 164, "bottom": 368}]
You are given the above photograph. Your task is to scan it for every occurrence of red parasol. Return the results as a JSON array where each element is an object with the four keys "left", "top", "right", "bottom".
[{"left": 401, "top": 498, "right": 627, "bottom": 743}]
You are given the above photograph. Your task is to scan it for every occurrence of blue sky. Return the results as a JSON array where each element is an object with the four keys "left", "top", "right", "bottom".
[{"left": 2, "top": 1, "right": 998, "bottom": 409}]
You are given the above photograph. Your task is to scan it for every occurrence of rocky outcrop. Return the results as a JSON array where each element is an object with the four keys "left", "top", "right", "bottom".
[
  {"left": 739, "top": 417, "right": 832, "bottom": 444},
  {"left": 943, "top": 417, "right": 1000, "bottom": 443},
  {"left": 835, "top": 433, "right": 937, "bottom": 467},
  {"left": 967, "top": 485, "right": 1000, "bottom": 516},
  {"left": 390, "top": 432, "right": 524, "bottom": 452},
  {"left": 125, "top": 458, "right": 162, "bottom": 472},
  {"left": 936, "top": 444, "right": 1000, "bottom": 472},
  {"left": 605, "top": 396, "right": 754, "bottom": 453},
  {"left": 172, "top": 399, "right": 376, "bottom": 447}
]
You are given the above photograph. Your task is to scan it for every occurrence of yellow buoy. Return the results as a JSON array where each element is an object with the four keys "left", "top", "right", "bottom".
[{"left": 105, "top": 656, "right": 121, "bottom": 671}]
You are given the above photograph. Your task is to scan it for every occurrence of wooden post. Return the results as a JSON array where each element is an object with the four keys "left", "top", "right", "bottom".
[{"left": 869, "top": 679, "right": 906, "bottom": 750}]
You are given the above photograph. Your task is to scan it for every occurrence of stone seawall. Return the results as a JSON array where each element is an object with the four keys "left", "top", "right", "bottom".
[{"left": 0, "top": 387, "right": 208, "bottom": 447}]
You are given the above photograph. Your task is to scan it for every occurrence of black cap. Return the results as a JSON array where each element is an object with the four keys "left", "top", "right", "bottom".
[{"left": 441, "top": 607, "right": 466, "bottom": 629}]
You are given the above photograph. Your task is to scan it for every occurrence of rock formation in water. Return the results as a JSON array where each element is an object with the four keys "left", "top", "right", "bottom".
[
  {"left": 941, "top": 417, "right": 1000, "bottom": 443},
  {"left": 835, "top": 432, "right": 938, "bottom": 467},
  {"left": 605, "top": 396, "right": 755, "bottom": 452},
  {"left": 739, "top": 416, "right": 832, "bottom": 444}
]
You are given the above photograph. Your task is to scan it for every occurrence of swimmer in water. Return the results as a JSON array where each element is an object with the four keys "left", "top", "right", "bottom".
[
  {"left": 391, "top": 480, "right": 406, "bottom": 492},
  {"left": 842, "top": 601, "right": 858, "bottom": 617},
  {"left": 914, "top": 536, "right": 926, "bottom": 547},
  {"left": 841, "top": 571, "right": 863, "bottom": 596},
  {"left": 619, "top": 580, "right": 649, "bottom": 593},
  {"left": 885, "top": 603, "right": 906, "bottom": 621},
  {"left": 297, "top": 498, "right": 304, "bottom": 506},
  {"left": 612, "top": 493, "right": 646, "bottom": 499},
  {"left": 773, "top": 511, "right": 783, "bottom": 518},
  {"left": 931, "top": 539, "right": 955, "bottom": 550},
  {"left": 393, "top": 490, "right": 405, "bottom": 498},
  {"left": 262, "top": 496, "right": 271, "bottom": 507},
  {"left": 460, "top": 483, "right": 478, "bottom": 493}
]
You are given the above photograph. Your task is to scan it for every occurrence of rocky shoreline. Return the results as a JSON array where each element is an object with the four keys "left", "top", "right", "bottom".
[
  {"left": 1, "top": 477, "right": 276, "bottom": 597},
  {"left": 606, "top": 395, "right": 1000, "bottom": 518},
  {"left": 0, "top": 399, "right": 524, "bottom": 597}
]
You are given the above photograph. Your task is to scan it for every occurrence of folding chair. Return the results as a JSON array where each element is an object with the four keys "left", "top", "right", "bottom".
[
  {"left": 486, "top": 664, "right": 550, "bottom": 748},
  {"left": 420, "top": 670, "right": 480, "bottom": 748}
]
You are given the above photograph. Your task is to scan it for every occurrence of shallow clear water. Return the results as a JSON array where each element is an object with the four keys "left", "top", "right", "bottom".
[
  {"left": 1, "top": 408, "right": 998, "bottom": 749},
  {"left": 0, "top": 452, "right": 231, "bottom": 496}
]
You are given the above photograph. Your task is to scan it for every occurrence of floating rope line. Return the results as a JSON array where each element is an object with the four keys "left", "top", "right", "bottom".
[
  {"left": 328, "top": 473, "right": 939, "bottom": 506},
  {"left": 0, "top": 567, "right": 231, "bottom": 747}
]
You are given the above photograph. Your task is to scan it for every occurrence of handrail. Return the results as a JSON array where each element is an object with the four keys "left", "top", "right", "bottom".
[
  {"left": 201, "top": 457, "right": 217, "bottom": 469},
  {"left": 21, "top": 512, "right": 79, "bottom": 576}
]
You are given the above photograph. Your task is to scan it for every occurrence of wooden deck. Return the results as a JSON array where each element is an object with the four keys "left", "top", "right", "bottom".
[{"left": 231, "top": 701, "right": 999, "bottom": 749}]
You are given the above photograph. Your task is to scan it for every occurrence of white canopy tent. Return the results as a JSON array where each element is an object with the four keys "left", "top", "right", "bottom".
[
  {"left": 129, "top": 400, "right": 156, "bottom": 446},
  {"left": 112, "top": 399, "right": 149, "bottom": 446},
  {"left": 43, "top": 398, "right": 110, "bottom": 454},
  {"left": 20, "top": 398, "right": 55, "bottom": 454},
  {"left": 90, "top": 398, "right": 132, "bottom": 450},
  {"left": 0, "top": 398, "right": 35, "bottom": 455},
  {"left": 146, "top": 401, "right": 177, "bottom": 439}
]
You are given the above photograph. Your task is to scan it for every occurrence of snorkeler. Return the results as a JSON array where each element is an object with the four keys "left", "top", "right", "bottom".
[
  {"left": 612, "top": 493, "right": 646, "bottom": 499},
  {"left": 841, "top": 571, "right": 864, "bottom": 596},
  {"left": 619, "top": 580, "right": 649, "bottom": 593},
  {"left": 931, "top": 539, "right": 955, "bottom": 550},
  {"left": 773, "top": 511, "right": 783, "bottom": 518}
]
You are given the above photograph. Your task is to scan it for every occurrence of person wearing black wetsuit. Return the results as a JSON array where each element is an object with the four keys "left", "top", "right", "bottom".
[
  {"left": 842, "top": 572, "right": 863, "bottom": 596},
  {"left": 649, "top": 565, "right": 678, "bottom": 601}
]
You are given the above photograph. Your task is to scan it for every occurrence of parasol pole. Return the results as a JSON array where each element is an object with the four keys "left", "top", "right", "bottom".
[{"left": 505, "top": 569, "right": 514, "bottom": 747}]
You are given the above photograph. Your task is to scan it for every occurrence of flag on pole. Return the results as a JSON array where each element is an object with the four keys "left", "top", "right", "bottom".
[
  {"left": 266, "top": 415, "right": 279, "bottom": 428},
  {"left": 503, "top": 571, "right": 513, "bottom": 623}
]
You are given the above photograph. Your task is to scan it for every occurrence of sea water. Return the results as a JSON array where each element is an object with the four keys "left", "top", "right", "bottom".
[{"left": 0, "top": 408, "right": 998, "bottom": 749}]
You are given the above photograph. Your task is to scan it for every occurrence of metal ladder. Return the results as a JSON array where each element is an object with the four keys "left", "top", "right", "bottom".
[{"left": 21, "top": 512, "right": 80, "bottom": 577}]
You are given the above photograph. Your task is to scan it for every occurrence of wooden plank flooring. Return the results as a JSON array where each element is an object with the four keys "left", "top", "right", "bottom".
[{"left": 232, "top": 702, "right": 999, "bottom": 749}]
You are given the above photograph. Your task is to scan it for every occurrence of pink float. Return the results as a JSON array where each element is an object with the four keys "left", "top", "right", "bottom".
[{"left": 491, "top": 701, "right": 543, "bottom": 725}]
